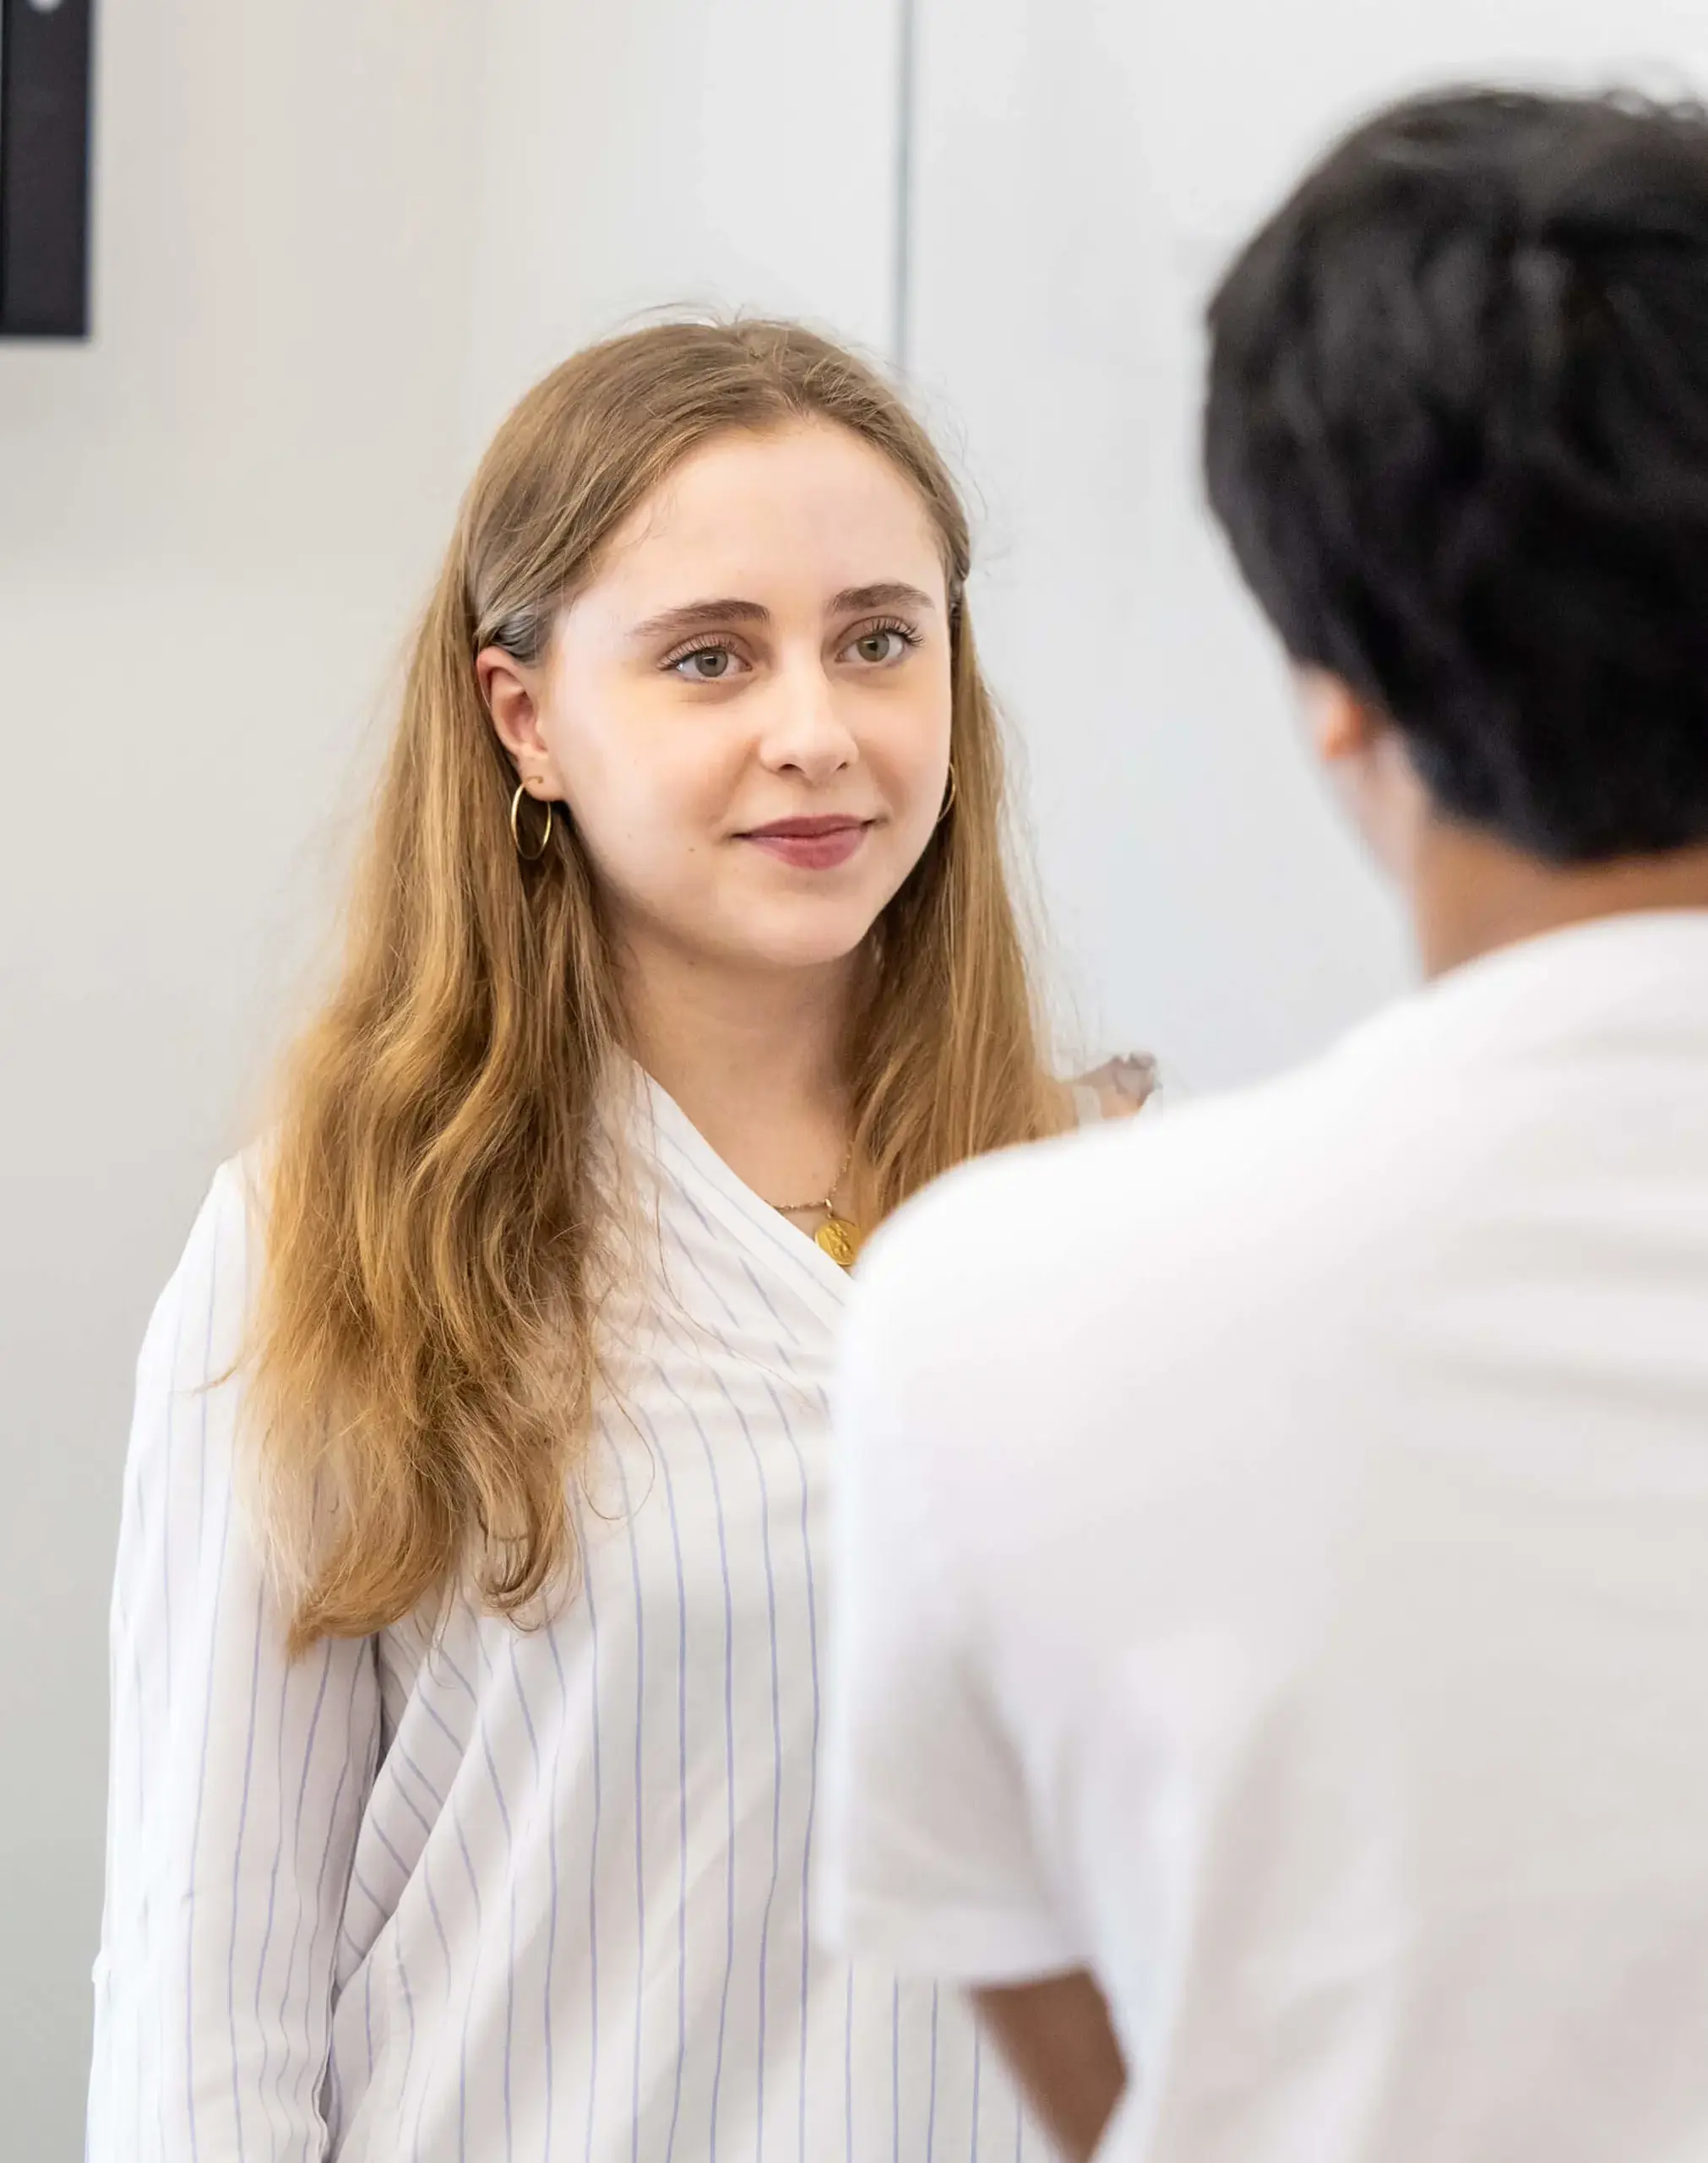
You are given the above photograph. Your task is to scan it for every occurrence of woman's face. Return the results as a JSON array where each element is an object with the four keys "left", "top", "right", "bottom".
[{"left": 481, "top": 420, "right": 954, "bottom": 976}]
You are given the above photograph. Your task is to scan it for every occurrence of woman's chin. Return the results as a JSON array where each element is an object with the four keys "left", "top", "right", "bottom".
[
  {"left": 748, "top": 928, "right": 878, "bottom": 975},
  {"left": 703, "top": 902, "right": 884, "bottom": 977}
]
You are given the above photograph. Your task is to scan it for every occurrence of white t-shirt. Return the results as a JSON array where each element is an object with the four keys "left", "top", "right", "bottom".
[{"left": 822, "top": 911, "right": 1708, "bottom": 2163}]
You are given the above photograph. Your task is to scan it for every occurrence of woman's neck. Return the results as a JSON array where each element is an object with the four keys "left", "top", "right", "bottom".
[{"left": 618, "top": 929, "right": 861, "bottom": 1208}]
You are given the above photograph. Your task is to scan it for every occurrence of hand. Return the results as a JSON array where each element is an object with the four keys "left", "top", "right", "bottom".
[{"left": 1072, "top": 1053, "right": 1157, "bottom": 1122}]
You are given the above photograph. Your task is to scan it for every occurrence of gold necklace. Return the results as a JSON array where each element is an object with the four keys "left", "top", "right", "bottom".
[{"left": 770, "top": 1144, "right": 861, "bottom": 1269}]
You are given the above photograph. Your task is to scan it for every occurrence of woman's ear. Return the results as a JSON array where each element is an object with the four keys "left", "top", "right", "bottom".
[{"left": 476, "top": 646, "right": 563, "bottom": 794}]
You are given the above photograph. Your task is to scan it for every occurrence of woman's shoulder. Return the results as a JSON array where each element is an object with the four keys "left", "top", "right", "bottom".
[
  {"left": 1067, "top": 1052, "right": 1161, "bottom": 1127},
  {"left": 138, "top": 1150, "right": 267, "bottom": 1368},
  {"left": 193, "top": 1148, "right": 269, "bottom": 1272}
]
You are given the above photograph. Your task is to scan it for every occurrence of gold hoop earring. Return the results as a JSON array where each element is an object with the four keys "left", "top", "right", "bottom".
[
  {"left": 510, "top": 782, "right": 554, "bottom": 863},
  {"left": 937, "top": 761, "right": 959, "bottom": 826}
]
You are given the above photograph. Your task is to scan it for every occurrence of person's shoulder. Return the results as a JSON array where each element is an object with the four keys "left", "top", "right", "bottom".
[
  {"left": 195, "top": 1149, "right": 268, "bottom": 1271},
  {"left": 143, "top": 1150, "right": 267, "bottom": 1348},
  {"left": 880, "top": 1056, "right": 1320, "bottom": 1262},
  {"left": 851, "top": 1040, "right": 1387, "bottom": 1379},
  {"left": 126, "top": 1154, "right": 267, "bottom": 1476}
]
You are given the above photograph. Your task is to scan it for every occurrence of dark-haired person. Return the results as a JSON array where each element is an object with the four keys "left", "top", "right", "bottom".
[{"left": 821, "top": 86, "right": 1708, "bottom": 2163}]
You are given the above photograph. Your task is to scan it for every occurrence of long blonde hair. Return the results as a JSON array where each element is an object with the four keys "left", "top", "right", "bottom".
[{"left": 251, "top": 319, "right": 1065, "bottom": 1652}]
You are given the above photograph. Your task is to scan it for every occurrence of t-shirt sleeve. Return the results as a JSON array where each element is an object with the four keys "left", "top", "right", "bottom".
[{"left": 818, "top": 1231, "right": 1086, "bottom": 1985}]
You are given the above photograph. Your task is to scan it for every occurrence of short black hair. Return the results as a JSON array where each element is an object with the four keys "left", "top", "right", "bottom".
[{"left": 1205, "top": 87, "right": 1708, "bottom": 863}]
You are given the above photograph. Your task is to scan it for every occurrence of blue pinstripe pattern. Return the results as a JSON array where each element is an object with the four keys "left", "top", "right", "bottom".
[
  {"left": 582, "top": 1530, "right": 604, "bottom": 2163},
  {"left": 89, "top": 1119, "right": 1046, "bottom": 2163}
]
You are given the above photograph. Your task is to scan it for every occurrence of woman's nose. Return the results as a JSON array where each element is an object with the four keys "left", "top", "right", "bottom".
[{"left": 758, "top": 663, "right": 858, "bottom": 779}]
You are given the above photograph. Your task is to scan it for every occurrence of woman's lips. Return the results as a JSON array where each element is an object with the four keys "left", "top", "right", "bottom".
[{"left": 740, "top": 817, "right": 873, "bottom": 871}]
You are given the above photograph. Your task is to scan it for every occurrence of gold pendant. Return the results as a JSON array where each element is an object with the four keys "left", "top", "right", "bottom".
[{"left": 814, "top": 1214, "right": 861, "bottom": 1269}]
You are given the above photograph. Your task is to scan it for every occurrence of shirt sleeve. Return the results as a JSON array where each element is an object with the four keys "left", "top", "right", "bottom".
[
  {"left": 87, "top": 1163, "right": 382, "bottom": 2163},
  {"left": 819, "top": 1223, "right": 1085, "bottom": 1985}
]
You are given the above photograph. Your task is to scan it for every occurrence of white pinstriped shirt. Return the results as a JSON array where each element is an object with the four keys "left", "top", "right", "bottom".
[{"left": 88, "top": 1080, "right": 1053, "bottom": 2161}]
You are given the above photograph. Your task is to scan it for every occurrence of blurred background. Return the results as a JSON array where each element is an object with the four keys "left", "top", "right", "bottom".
[{"left": 3, "top": 0, "right": 1706, "bottom": 2148}]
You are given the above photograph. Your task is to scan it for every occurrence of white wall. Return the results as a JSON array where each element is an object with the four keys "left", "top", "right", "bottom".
[
  {"left": 461, "top": 0, "right": 903, "bottom": 445},
  {"left": 911, "top": 0, "right": 1708, "bottom": 1088}
]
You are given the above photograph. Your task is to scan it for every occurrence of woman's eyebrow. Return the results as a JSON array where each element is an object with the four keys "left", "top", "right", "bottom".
[
  {"left": 629, "top": 582, "right": 937, "bottom": 647},
  {"left": 830, "top": 581, "right": 937, "bottom": 615},
  {"left": 630, "top": 597, "right": 770, "bottom": 644}
]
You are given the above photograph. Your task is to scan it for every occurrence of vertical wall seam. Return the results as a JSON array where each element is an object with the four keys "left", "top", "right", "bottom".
[{"left": 893, "top": 0, "right": 918, "bottom": 377}]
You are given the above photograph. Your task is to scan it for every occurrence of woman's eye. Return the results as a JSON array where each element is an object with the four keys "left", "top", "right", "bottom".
[
  {"left": 671, "top": 645, "right": 742, "bottom": 683},
  {"left": 848, "top": 627, "right": 911, "bottom": 666}
]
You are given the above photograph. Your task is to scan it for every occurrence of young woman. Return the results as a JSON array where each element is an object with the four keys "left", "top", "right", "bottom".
[{"left": 87, "top": 320, "right": 1142, "bottom": 2161}]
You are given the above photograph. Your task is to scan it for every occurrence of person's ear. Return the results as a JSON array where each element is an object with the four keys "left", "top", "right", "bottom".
[
  {"left": 1297, "top": 667, "right": 1384, "bottom": 765},
  {"left": 1295, "top": 665, "right": 1428, "bottom": 884},
  {"left": 476, "top": 645, "right": 565, "bottom": 796}
]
